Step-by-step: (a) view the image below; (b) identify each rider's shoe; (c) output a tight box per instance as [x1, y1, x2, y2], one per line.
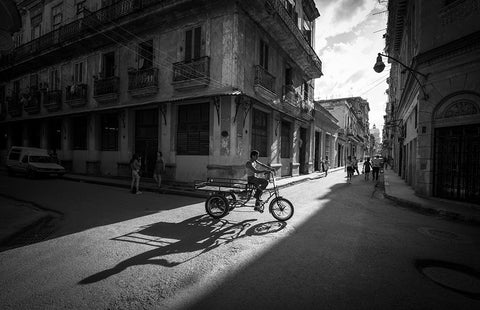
[254, 200, 264, 213]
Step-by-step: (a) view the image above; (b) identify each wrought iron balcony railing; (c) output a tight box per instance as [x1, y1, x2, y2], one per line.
[65, 84, 88, 106]
[128, 68, 159, 90]
[173, 57, 210, 82]
[44, 90, 63, 111]
[23, 91, 42, 114]
[7, 95, 22, 117]
[254, 65, 276, 93]
[94, 76, 120, 96]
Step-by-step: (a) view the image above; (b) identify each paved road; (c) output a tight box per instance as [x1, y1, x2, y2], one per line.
[0, 171, 479, 309]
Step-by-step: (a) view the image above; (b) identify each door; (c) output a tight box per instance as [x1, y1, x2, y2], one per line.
[434, 124, 480, 204]
[135, 109, 158, 178]
[314, 131, 320, 171]
[299, 127, 307, 174]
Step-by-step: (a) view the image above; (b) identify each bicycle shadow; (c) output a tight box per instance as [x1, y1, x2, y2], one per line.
[78, 215, 287, 284]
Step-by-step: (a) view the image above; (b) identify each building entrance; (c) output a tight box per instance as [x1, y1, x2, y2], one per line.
[135, 109, 158, 178]
[434, 124, 480, 204]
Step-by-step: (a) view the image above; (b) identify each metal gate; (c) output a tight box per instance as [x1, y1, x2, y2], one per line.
[434, 124, 480, 204]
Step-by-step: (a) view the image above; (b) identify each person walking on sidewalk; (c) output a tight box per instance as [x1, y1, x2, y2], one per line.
[346, 156, 354, 184]
[323, 156, 330, 176]
[130, 153, 142, 194]
[246, 150, 274, 211]
[153, 151, 165, 190]
[353, 156, 360, 175]
[363, 157, 372, 181]
[371, 155, 381, 181]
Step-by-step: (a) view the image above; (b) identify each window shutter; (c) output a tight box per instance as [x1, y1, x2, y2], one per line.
[185, 29, 192, 62]
[194, 27, 201, 59]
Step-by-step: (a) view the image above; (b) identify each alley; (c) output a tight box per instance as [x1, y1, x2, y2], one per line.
[0, 170, 479, 309]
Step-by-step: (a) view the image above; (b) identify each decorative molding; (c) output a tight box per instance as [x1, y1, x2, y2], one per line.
[439, 0, 480, 26]
[443, 100, 479, 118]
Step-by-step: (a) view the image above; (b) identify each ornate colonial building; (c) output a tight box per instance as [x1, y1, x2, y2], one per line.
[0, 0, 323, 182]
[382, 0, 480, 204]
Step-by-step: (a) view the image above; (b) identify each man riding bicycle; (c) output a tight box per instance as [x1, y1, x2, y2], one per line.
[246, 150, 275, 211]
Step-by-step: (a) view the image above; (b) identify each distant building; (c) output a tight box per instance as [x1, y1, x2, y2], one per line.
[370, 124, 381, 154]
[383, 0, 480, 204]
[0, 0, 323, 182]
[316, 97, 371, 166]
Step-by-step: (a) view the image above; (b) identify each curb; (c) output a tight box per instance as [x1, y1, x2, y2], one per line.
[383, 181, 480, 226]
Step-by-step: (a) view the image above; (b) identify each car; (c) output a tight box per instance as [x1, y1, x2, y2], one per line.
[6, 146, 66, 178]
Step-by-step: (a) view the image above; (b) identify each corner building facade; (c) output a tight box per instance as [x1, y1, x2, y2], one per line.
[0, 0, 322, 182]
[384, 0, 480, 204]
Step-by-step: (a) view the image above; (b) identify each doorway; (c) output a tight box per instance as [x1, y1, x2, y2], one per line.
[434, 124, 480, 204]
[299, 127, 307, 174]
[135, 109, 158, 178]
[314, 131, 320, 171]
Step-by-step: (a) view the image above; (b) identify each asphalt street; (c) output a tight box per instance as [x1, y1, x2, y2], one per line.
[0, 170, 479, 309]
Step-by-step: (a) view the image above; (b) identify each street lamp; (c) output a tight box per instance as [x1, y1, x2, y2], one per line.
[374, 53, 428, 100]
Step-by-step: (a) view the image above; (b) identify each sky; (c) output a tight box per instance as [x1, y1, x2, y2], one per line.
[313, 0, 389, 134]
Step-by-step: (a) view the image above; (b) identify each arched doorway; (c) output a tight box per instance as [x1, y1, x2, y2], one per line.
[433, 93, 480, 204]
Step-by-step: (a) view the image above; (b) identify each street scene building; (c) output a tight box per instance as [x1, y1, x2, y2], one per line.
[316, 97, 372, 167]
[0, 0, 325, 182]
[381, 0, 480, 204]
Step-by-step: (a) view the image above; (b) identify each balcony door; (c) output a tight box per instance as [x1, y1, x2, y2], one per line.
[135, 109, 158, 178]
[102, 52, 115, 78]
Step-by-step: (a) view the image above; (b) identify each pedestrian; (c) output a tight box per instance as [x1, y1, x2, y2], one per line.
[353, 156, 360, 175]
[363, 157, 372, 181]
[346, 155, 354, 184]
[324, 155, 330, 176]
[245, 150, 274, 211]
[153, 151, 165, 190]
[372, 155, 381, 181]
[130, 153, 142, 194]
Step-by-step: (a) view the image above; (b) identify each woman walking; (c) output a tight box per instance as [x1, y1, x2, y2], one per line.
[363, 157, 372, 181]
[130, 153, 142, 194]
[346, 155, 354, 184]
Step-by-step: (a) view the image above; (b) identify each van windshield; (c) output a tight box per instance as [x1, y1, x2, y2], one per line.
[29, 156, 53, 163]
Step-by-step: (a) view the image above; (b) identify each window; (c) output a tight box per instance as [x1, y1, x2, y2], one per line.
[303, 81, 309, 100]
[52, 3, 63, 30]
[74, 62, 85, 83]
[185, 27, 202, 62]
[101, 114, 119, 151]
[72, 116, 88, 150]
[177, 103, 209, 155]
[30, 74, 39, 91]
[102, 52, 115, 78]
[281, 121, 291, 158]
[50, 69, 60, 90]
[31, 14, 42, 40]
[259, 40, 269, 70]
[13, 32, 23, 48]
[76, 0, 86, 15]
[138, 40, 153, 69]
[252, 109, 268, 156]
[303, 18, 312, 45]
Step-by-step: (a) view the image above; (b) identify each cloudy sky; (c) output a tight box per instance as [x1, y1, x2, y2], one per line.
[313, 0, 389, 133]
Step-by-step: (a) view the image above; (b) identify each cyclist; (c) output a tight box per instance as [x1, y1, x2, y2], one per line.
[246, 150, 275, 211]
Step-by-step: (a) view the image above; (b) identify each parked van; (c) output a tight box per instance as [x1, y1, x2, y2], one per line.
[6, 146, 66, 178]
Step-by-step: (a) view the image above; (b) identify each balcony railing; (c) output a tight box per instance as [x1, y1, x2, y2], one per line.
[173, 57, 210, 82]
[254, 65, 276, 93]
[94, 76, 120, 96]
[44, 90, 63, 112]
[23, 91, 42, 114]
[65, 84, 88, 107]
[128, 68, 159, 90]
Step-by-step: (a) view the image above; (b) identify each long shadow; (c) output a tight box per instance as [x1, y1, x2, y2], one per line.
[79, 215, 287, 284]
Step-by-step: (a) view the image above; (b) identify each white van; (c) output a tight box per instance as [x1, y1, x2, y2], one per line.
[6, 146, 66, 178]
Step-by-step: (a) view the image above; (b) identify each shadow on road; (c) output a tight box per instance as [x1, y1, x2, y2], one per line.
[79, 215, 287, 284]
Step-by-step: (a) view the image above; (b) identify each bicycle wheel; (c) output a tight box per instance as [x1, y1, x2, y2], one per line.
[269, 197, 294, 221]
[205, 194, 229, 219]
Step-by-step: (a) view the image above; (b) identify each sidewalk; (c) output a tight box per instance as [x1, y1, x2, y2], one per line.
[383, 169, 480, 225]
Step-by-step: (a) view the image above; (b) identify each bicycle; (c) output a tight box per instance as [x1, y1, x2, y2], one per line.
[194, 171, 294, 221]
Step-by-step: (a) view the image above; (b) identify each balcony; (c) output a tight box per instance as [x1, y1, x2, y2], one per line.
[65, 84, 88, 107]
[239, 0, 322, 79]
[23, 91, 42, 114]
[128, 68, 159, 97]
[94, 76, 120, 104]
[254, 65, 276, 100]
[7, 95, 22, 117]
[44, 90, 63, 112]
[172, 57, 210, 91]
